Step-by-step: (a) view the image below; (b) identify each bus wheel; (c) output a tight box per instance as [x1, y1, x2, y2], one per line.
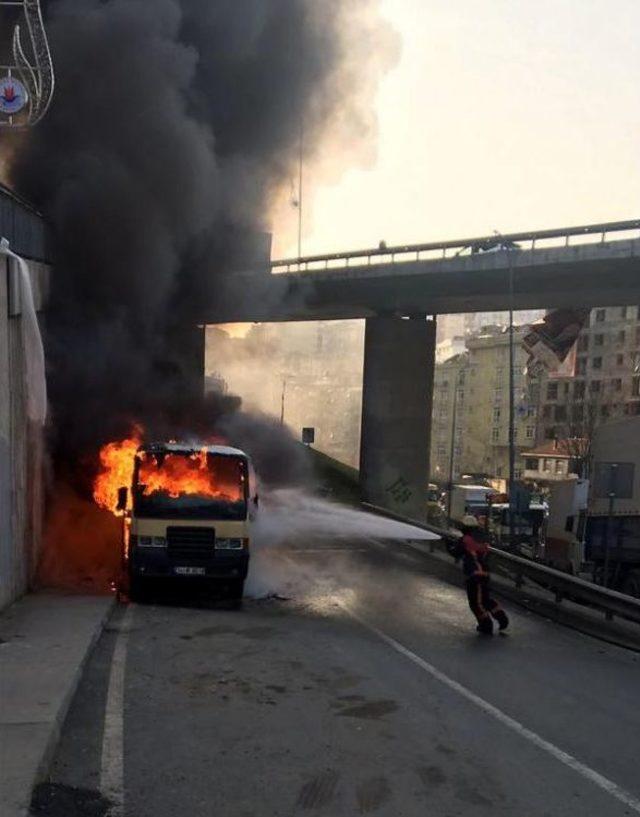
[129, 574, 146, 603]
[228, 579, 244, 603]
[621, 570, 640, 599]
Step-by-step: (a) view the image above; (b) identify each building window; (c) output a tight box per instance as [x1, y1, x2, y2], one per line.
[555, 460, 566, 474]
[594, 334, 604, 347]
[592, 357, 602, 369]
[620, 306, 628, 319]
[555, 405, 567, 421]
[577, 335, 589, 352]
[547, 383, 558, 400]
[633, 376, 640, 397]
[612, 378, 623, 392]
[527, 406, 536, 418]
[572, 405, 583, 423]
[492, 428, 500, 441]
[576, 357, 587, 375]
[526, 426, 534, 439]
[617, 330, 626, 345]
[574, 381, 585, 400]
[525, 458, 538, 470]
[595, 309, 606, 323]
[590, 380, 601, 393]
[543, 459, 552, 472]
[545, 427, 556, 440]
[543, 405, 552, 419]
[616, 354, 624, 366]
[493, 408, 501, 422]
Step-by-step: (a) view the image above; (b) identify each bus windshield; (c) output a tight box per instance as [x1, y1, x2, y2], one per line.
[132, 451, 248, 520]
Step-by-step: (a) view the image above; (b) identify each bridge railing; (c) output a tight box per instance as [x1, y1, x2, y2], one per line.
[362, 502, 640, 628]
[272, 218, 640, 275]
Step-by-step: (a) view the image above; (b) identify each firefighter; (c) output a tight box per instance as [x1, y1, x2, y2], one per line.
[452, 515, 509, 635]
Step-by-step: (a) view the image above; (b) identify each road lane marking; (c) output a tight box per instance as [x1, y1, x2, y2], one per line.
[343, 604, 640, 815]
[100, 604, 135, 816]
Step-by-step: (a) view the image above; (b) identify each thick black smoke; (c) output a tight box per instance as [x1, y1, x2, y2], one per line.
[8, 0, 397, 481]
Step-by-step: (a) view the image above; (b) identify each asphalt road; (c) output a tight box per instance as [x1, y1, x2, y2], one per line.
[31, 537, 640, 817]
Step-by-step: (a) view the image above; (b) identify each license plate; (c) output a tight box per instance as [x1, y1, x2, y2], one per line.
[174, 566, 206, 576]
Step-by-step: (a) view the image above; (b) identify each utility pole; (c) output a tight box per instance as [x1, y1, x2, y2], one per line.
[603, 463, 618, 587]
[446, 369, 461, 521]
[280, 378, 287, 426]
[507, 244, 517, 550]
[297, 117, 303, 260]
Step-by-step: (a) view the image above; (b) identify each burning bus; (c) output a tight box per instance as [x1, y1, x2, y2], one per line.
[114, 442, 255, 600]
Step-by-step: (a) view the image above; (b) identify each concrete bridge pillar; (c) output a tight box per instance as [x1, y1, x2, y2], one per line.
[359, 316, 436, 520]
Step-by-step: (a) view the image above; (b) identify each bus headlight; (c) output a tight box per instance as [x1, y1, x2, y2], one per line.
[215, 538, 245, 550]
[138, 536, 167, 548]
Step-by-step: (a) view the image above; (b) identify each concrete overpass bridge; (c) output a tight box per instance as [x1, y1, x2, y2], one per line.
[206, 219, 640, 324]
[205, 219, 640, 519]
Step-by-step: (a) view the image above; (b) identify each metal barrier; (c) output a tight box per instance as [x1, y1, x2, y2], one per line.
[272, 218, 640, 274]
[362, 502, 640, 627]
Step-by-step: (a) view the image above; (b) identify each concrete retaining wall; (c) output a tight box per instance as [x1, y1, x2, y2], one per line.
[0, 256, 49, 611]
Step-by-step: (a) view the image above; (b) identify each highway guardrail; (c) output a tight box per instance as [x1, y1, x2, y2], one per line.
[362, 502, 640, 628]
[273, 218, 640, 273]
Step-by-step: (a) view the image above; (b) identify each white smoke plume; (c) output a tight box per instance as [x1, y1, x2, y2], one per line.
[246, 489, 437, 598]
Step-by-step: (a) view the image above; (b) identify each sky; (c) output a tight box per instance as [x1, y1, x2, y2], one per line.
[273, 0, 640, 259]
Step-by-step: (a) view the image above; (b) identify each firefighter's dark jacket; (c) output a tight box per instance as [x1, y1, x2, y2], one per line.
[449, 532, 490, 578]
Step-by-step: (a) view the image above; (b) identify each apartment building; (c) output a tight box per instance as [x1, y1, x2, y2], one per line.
[430, 326, 538, 482]
[464, 327, 537, 479]
[537, 306, 640, 442]
[430, 352, 468, 482]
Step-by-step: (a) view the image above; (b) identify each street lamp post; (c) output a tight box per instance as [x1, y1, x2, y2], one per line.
[603, 463, 618, 588]
[280, 378, 287, 426]
[507, 246, 517, 549]
[297, 117, 304, 259]
[446, 370, 462, 521]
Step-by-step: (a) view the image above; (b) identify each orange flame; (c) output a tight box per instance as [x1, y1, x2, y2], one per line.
[93, 429, 243, 516]
[93, 428, 143, 514]
[137, 449, 241, 502]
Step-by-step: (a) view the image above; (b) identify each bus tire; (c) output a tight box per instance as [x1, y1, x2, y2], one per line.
[621, 569, 640, 600]
[228, 579, 244, 602]
[129, 574, 146, 603]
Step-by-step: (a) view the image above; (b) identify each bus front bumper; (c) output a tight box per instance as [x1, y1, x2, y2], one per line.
[129, 546, 249, 580]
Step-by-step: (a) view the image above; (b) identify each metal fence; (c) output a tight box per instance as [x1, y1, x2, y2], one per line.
[362, 502, 640, 627]
[273, 218, 640, 274]
[0, 183, 50, 262]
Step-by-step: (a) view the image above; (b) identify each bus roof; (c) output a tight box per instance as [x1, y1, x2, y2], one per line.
[139, 442, 248, 459]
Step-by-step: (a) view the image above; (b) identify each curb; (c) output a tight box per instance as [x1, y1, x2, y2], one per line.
[0, 594, 117, 817]
[32, 597, 117, 792]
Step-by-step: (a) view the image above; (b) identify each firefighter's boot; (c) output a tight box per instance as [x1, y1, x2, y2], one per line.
[494, 610, 509, 631]
[476, 617, 493, 635]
